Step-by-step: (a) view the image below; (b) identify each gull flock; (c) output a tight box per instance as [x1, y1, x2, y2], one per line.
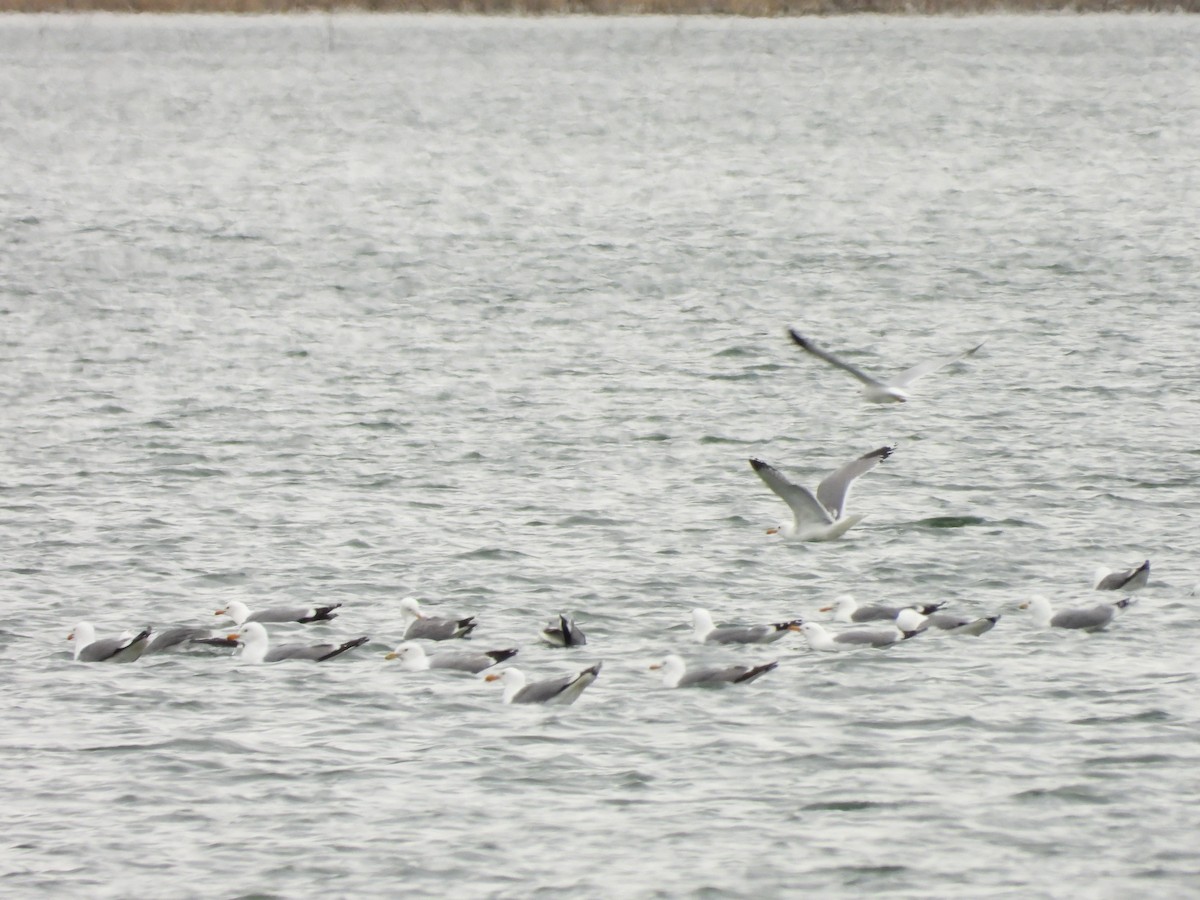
[65, 329, 1152, 704]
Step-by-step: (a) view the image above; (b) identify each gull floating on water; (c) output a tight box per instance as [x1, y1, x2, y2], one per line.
[68, 622, 152, 663]
[539, 614, 587, 647]
[650, 654, 778, 688]
[749, 447, 894, 542]
[385, 642, 518, 674]
[798, 621, 919, 652]
[215, 600, 341, 626]
[399, 596, 477, 641]
[1093, 560, 1150, 592]
[788, 328, 983, 404]
[145, 626, 240, 654]
[229, 621, 369, 663]
[691, 608, 802, 645]
[1018, 595, 1136, 632]
[485, 662, 602, 705]
[821, 594, 947, 624]
[895, 607, 1000, 637]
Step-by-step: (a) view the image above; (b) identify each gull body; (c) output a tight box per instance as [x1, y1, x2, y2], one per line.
[749, 447, 894, 542]
[895, 607, 1000, 637]
[68, 622, 152, 663]
[691, 608, 802, 645]
[650, 654, 778, 688]
[230, 621, 369, 663]
[485, 663, 601, 705]
[788, 329, 983, 404]
[539, 614, 587, 647]
[145, 626, 240, 654]
[1093, 560, 1150, 592]
[385, 642, 517, 674]
[399, 596, 477, 641]
[1019, 595, 1136, 632]
[822, 594, 947, 624]
[798, 621, 918, 652]
[215, 600, 341, 626]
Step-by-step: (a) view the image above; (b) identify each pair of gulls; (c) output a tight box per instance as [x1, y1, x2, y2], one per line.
[748, 330, 982, 542]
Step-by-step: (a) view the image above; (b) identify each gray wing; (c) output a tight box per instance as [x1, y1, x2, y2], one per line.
[680, 665, 751, 686]
[265, 643, 335, 662]
[850, 605, 901, 623]
[889, 342, 984, 388]
[78, 636, 134, 662]
[1096, 561, 1150, 591]
[1050, 606, 1115, 630]
[816, 446, 894, 520]
[146, 626, 207, 653]
[404, 616, 475, 641]
[707, 625, 772, 645]
[247, 607, 313, 624]
[749, 459, 834, 527]
[513, 664, 601, 705]
[429, 651, 496, 673]
[834, 629, 898, 647]
[788, 330, 884, 388]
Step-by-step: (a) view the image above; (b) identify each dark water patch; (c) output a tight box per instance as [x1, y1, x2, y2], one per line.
[156, 466, 225, 479]
[1013, 785, 1110, 804]
[558, 515, 626, 527]
[1070, 709, 1172, 726]
[351, 420, 405, 431]
[698, 434, 756, 445]
[455, 548, 529, 560]
[1083, 754, 1179, 767]
[915, 516, 989, 529]
[802, 800, 902, 812]
[636, 432, 671, 442]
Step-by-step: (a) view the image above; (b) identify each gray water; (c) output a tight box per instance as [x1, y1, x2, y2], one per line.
[2, 12, 1200, 898]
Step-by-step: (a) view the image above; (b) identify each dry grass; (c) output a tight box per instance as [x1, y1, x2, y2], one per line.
[1, 0, 1194, 12]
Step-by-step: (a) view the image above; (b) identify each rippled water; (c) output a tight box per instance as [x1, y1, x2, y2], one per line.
[3, 13, 1199, 897]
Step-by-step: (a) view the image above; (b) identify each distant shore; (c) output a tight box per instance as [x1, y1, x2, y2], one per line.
[2, 0, 1196, 12]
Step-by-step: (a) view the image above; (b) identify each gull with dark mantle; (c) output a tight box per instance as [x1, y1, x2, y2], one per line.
[485, 662, 601, 705]
[1093, 560, 1150, 592]
[749, 446, 894, 542]
[385, 642, 518, 674]
[229, 622, 369, 663]
[788, 328, 983, 404]
[822, 594, 948, 624]
[691, 608, 803, 645]
[1018, 595, 1136, 632]
[650, 654, 778, 688]
[539, 614, 587, 647]
[68, 622, 152, 663]
[399, 596, 477, 641]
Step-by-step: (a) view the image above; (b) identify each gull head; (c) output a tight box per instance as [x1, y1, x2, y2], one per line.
[399, 597, 425, 623]
[649, 655, 687, 688]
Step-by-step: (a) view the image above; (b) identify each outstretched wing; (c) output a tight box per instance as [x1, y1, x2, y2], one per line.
[788, 330, 883, 388]
[890, 342, 984, 388]
[816, 446, 894, 520]
[749, 458, 834, 527]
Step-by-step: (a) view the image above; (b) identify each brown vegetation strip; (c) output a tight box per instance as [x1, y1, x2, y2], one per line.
[2, 0, 1197, 11]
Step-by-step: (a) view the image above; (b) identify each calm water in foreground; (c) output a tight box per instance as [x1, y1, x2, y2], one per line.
[2, 13, 1199, 898]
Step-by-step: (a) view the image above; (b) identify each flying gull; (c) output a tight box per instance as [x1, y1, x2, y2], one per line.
[788, 328, 983, 404]
[215, 600, 341, 626]
[1018, 595, 1136, 632]
[399, 596, 477, 641]
[68, 622, 152, 663]
[691, 608, 802, 645]
[821, 594, 947, 624]
[1093, 560, 1150, 592]
[895, 607, 999, 637]
[649, 654, 778, 688]
[485, 662, 602, 705]
[798, 621, 919, 652]
[229, 622, 369, 663]
[749, 447, 894, 541]
[385, 642, 518, 674]
[539, 614, 587, 647]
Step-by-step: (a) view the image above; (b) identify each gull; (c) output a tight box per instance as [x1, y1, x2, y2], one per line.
[384, 642, 517, 674]
[144, 626, 240, 654]
[895, 607, 1000, 637]
[1093, 560, 1150, 592]
[215, 600, 341, 626]
[1018, 595, 1136, 632]
[649, 654, 778, 688]
[228, 622, 369, 663]
[68, 622, 152, 663]
[788, 328, 983, 404]
[749, 446, 894, 541]
[539, 614, 587, 647]
[399, 597, 477, 641]
[691, 608, 803, 645]
[798, 621, 919, 652]
[821, 594, 947, 624]
[485, 662, 601, 705]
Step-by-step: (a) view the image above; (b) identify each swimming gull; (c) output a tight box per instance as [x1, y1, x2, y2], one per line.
[821, 594, 948, 624]
[895, 607, 999, 637]
[229, 621, 369, 663]
[399, 597, 477, 641]
[68, 622, 152, 663]
[385, 642, 518, 674]
[484, 662, 601, 705]
[1018, 595, 1136, 632]
[1093, 560, 1150, 592]
[539, 614, 587, 647]
[691, 608, 802, 645]
[788, 328, 983, 404]
[215, 600, 341, 626]
[649, 654, 778, 688]
[749, 446, 894, 542]
[145, 626, 240, 654]
[798, 621, 919, 652]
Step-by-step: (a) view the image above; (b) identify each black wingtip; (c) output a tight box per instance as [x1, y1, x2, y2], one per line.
[585, 661, 603, 677]
[749, 457, 769, 472]
[876, 445, 897, 461]
[486, 648, 519, 663]
[787, 328, 812, 350]
[901, 629, 922, 640]
[1115, 597, 1137, 610]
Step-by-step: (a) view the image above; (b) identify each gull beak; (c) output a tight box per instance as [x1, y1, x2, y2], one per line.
[214, 609, 225, 616]
[765, 527, 779, 535]
[484, 673, 501, 682]
[1017, 602, 1029, 610]
[788, 623, 803, 631]
[818, 606, 833, 613]
[67, 632, 74, 641]
[227, 632, 241, 641]
[384, 652, 397, 660]
[648, 663, 662, 671]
